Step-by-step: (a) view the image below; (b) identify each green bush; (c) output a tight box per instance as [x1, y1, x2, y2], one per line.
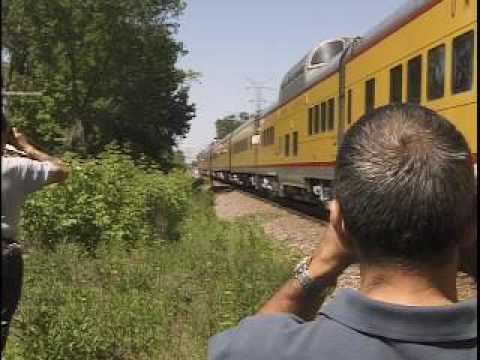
[21, 145, 193, 251]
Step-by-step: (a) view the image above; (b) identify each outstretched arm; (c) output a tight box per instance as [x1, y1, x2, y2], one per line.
[10, 128, 69, 184]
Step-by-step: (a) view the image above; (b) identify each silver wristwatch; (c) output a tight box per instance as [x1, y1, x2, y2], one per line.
[294, 256, 317, 291]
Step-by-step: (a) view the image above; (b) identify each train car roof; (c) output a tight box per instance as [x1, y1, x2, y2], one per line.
[346, 0, 441, 62]
[228, 116, 256, 139]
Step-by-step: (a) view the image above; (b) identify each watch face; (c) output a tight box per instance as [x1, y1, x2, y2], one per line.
[294, 259, 306, 275]
[294, 257, 312, 289]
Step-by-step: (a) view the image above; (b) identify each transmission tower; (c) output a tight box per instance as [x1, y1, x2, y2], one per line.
[245, 77, 274, 118]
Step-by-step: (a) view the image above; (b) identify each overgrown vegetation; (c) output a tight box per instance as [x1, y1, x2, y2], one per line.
[21, 145, 192, 250]
[5, 154, 297, 359]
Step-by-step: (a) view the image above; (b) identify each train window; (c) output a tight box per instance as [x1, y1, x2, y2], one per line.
[308, 108, 313, 135]
[427, 44, 445, 100]
[285, 134, 290, 156]
[347, 89, 352, 124]
[311, 40, 344, 66]
[365, 78, 375, 114]
[327, 98, 335, 130]
[269, 127, 275, 146]
[321, 102, 327, 132]
[452, 30, 474, 94]
[407, 55, 422, 103]
[390, 65, 403, 103]
[233, 140, 246, 154]
[243, 139, 248, 152]
[314, 105, 320, 134]
[292, 132, 298, 156]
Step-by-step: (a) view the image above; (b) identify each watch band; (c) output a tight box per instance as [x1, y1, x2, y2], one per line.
[294, 256, 318, 291]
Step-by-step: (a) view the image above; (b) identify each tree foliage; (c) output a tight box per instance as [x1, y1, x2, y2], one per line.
[215, 112, 250, 140]
[2, 0, 195, 165]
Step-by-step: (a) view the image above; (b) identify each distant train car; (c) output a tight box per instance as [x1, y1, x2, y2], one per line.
[210, 135, 230, 181]
[199, 0, 477, 205]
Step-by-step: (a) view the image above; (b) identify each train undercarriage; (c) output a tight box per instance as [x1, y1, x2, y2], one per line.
[210, 170, 333, 208]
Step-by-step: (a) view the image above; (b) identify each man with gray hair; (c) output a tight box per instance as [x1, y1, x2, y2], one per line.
[209, 104, 477, 360]
[1, 114, 69, 353]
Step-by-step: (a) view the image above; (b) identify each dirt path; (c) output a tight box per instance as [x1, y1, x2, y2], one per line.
[215, 189, 476, 300]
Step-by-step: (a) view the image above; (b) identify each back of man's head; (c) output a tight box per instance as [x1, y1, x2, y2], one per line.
[335, 104, 475, 267]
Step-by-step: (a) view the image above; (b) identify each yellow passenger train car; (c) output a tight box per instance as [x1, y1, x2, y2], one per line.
[199, 0, 476, 204]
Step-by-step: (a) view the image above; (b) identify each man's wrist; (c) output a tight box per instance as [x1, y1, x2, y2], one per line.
[22, 144, 35, 154]
[22, 145, 50, 161]
[22, 145, 40, 159]
[294, 256, 342, 293]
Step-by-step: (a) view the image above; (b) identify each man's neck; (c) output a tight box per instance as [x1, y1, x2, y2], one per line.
[359, 261, 459, 306]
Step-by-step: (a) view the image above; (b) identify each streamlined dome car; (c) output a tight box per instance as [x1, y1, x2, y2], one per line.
[279, 38, 354, 103]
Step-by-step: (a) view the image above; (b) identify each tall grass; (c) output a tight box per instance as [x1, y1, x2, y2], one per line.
[5, 190, 297, 359]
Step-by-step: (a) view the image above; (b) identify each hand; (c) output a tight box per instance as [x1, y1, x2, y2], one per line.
[10, 128, 31, 151]
[309, 201, 354, 283]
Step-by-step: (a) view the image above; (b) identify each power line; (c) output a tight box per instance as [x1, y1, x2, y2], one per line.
[2, 91, 43, 96]
[2, 90, 44, 112]
[245, 77, 274, 117]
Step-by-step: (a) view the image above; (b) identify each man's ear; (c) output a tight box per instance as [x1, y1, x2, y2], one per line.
[329, 200, 353, 249]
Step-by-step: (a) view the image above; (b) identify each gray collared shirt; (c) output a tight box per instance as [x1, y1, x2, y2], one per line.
[209, 288, 477, 360]
[1, 156, 51, 239]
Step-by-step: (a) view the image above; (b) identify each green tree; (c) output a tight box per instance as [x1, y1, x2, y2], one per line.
[171, 148, 186, 168]
[2, 0, 195, 165]
[215, 112, 250, 139]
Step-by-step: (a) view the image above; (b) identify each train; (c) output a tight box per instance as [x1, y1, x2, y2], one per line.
[198, 0, 477, 206]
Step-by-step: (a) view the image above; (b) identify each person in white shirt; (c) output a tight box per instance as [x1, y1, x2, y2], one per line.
[1, 114, 69, 353]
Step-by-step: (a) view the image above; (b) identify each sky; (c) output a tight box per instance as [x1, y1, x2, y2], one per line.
[176, 0, 406, 161]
